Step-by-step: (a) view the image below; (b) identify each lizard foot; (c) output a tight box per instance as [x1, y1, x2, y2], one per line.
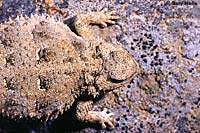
[99, 11, 120, 27]
[88, 108, 115, 130]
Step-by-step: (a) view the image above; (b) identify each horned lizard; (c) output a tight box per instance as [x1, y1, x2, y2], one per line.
[0, 11, 139, 130]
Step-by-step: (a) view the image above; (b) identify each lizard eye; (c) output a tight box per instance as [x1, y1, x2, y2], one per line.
[105, 51, 138, 83]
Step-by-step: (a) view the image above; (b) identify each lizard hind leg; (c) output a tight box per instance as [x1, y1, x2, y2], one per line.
[75, 100, 115, 130]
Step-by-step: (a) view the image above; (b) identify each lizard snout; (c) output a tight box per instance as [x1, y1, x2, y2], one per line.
[105, 50, 138, 83]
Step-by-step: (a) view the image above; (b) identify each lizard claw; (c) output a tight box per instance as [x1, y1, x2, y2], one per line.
[100, 108, 115, 130]
[99, 11, 119, 27]
[87, 108, 115, 130]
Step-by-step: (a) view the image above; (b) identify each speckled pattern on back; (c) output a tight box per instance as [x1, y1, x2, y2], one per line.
[0, 15, 87, 120]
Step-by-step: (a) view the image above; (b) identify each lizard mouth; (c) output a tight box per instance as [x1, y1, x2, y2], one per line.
[107, 76, 126, 83]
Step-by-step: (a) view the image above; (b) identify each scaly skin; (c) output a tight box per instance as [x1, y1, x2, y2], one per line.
[0, 11, 139, 130]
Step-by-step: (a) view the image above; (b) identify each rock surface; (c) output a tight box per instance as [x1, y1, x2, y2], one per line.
[0, 0, 200, 132]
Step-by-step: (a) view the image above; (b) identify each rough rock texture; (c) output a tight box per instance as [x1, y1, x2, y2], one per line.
[0, 0, 200, 133]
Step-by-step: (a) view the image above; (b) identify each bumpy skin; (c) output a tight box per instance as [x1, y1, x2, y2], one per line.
[0, 12, 139, 129]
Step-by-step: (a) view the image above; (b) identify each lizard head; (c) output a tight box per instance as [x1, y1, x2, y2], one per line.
[95, 42, 139, 93]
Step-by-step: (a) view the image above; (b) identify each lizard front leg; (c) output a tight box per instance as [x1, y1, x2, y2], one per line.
[74, 11, 119, 41]
[75, 100, 115, 130]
